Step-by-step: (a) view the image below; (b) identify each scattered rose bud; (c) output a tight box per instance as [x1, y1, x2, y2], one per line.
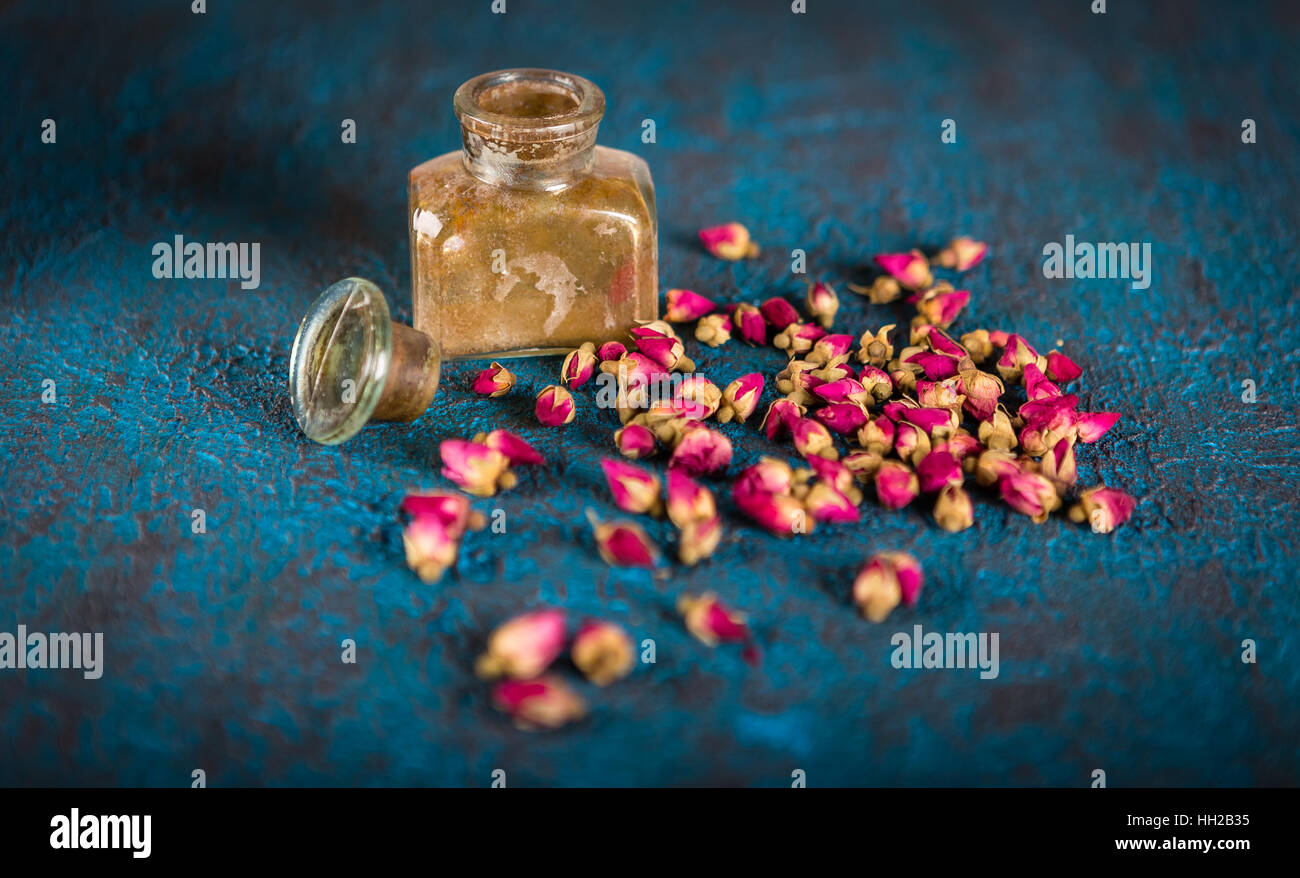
[904, 348, 961, 381]
[535, 384, 576, 427]
[808, 454, 861, 499]
[613, 422, 657, 459]
[476, 429, 545, 466]
[814, 402, 870, 434]
[933, 483, 974, 532]
[1045, 350, 1083, 383]
[960, 329, 995, 363]
[732, 303, 768, 345]
[916, 449, 963, 493]
[472, 361, 516, 397]
[571, 621, 635, 686]
[959, 368, 1004, 422]
[805, 280, 840, 329]
[999, 471, 1061, 523]
[678, 592, 752, 648]
[699, 222, 759, 260]
[1023, 362, 1062, 402]
[440, 439, 514, 497]
[736, 457, 796, 496]
[978, 408, 1018, 452]
[760, 297, 801, 331]
[402, 515, 459, 583]
[666, 468, 717, 529]
[893, 421, 932, 464]
[874, 460, 920, 509]
[761, 397, 806, 440]
[561, 342, 598, 387]
[694, 313, 733, 347]
[589, 513, 660, 567]
[679, 514, 723, 566]
[671, 375, 722, 420]
[400, 491, 485, 540]
[1074, 410, 1121, 444]
[717, 373, 764, 424]
[843, 449, 885, 482]
[858, 364, 894, 403]
[974, 449, 1022, 488]
[597, 340, 628, 362]
[847, 275, 904, 304]
[600, 458, 663, 516]
[857, 415, 896, 454]
[853, 552, 923, 622]
[856, 324, 896, 367]
[813, 377, 870, 407]
[773, 321, 827, 357]
[914, 286, 970, 328]
[806, 333, 854, 366]
[631, 325, 695, 372]
[804, 482, 860, 523]
[791, 417, 838, 459]
[492, 676, 587, 731]
[996, 334, 1047, 384]
[669, 424, 733, 476]
[475, 609, 567, 680]
[874, 250, 932, 290]
[1040, 437, 1077, 490]
[665, 288, 716, 322]
[935, 236, 988, 271]
[1068, 485, 1136, 533]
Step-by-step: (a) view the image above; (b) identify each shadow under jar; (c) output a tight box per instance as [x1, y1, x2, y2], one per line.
[409, 68, 658, 361]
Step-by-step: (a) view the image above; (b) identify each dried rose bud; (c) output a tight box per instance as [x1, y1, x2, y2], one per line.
[805, 280, 840, 329]
[856, 324, 896, 367]
[959, 368, 1004, 422]
[535, 384, 576, 427]
[1040, 437, 1077, 489]
[665, 468, 717, 530]
[773, 319, 825, 357]
[898, 405, 959, 438]
[934, 483, 974, 532]
[678, 592, 751, 647]
[807, 454, 860, 498]
[671, 375, 722, 420]
[631, 325, 695, 372]
[890, 366, 918, 394]
[999, 471, 1061, 523]
[960, 329, 994, 364]
[760, 296, 801, 330]
[874, 250, 932, 290]
[1046, 350, 1083, 383]
[917, 377, 966, 412]
[472, 361, 516, 397]
[977, 408, 1018, 452]
[935, 236, 988, 271]
[600, 351, 670, 394]
[811, 357, 855, 386]
[440, 439, 513, 497]
[814, 402, 870, 435]
[600, 458, 663, 516]
[665, 288, 716, 322]
[561, 342, 598, 387]
[916, 449, 963, 493]
[694, 313, 733, 347]
[717, 372, 764, 424]
[736, 457, 796, 496]
[874, 460, 920, 509]
[597, 340, 628, 362]
[904, 348, 961, 381]
[732, 303, 767, 345]
[571, 621, 635, 686]
[806, 335, 854, 368]
[848, 274, 904, 304]
[775, 359, 822, 403]
[589, 514, 660, 567]
[475, 609, 567, 680]
[804, 482, 860, 523]
[613, 422, 657, 459]
[476, 429, 545, 466]
[892, 422, 930, 465]
[843, 449, 885, 482]
[761, 397, 806, 440]
[492, 676, 587, 731]
[1074, 411, 1120, 444]
[402, 516, 460, 584]
[856, 415, 896, 454]
[914, 286, 970, 328]
[937, 430, 982, 463]
[1022, 362, 1062, 402]
[400, 491, 486, 539]
[735, 485, 809, 535]
[858, 365, 893, 403]
[974, 449, 1023, 488]
[1068, 485, 1136, 533]
[679, 514, 722, 566]
[814, 377, 870, 407]
[996, 334, 1047, 384]
[699, 222, 759, 260]
[669, 424, 733, 476]
[1018, 405, 1077, 456]
[791, 417, 838, 460]
[853, 551, 923, 623]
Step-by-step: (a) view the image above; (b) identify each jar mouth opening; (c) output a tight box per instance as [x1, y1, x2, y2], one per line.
[454, 68, 605, 144]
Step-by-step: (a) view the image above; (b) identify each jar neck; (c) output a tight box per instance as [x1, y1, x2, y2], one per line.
[453, 69, 605, 192]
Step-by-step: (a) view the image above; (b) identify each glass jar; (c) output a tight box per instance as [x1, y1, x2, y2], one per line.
[409, 68, 658, 360]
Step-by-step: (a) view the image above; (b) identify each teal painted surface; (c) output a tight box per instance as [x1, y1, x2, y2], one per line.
[1, 0, 1298, 786]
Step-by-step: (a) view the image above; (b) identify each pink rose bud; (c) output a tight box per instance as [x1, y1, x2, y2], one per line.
[492, 676, 587, 731]
[807, 333, 854, 366]
[694, 313, 733, 347]
[999, 471, 1061, 523]
[893, 422, 931, 465]
[717, 372, 764, 424]
[996, 334, 1046, 383]
[440, 439, 513, 497]
[734, 485, 810, 535]
[475, 609, 567, 680]
[1069, 485, 1136, 534]
[535, 384, 576, 426]
[1045, 350, 1083, 383]
[732, 303, 768, 345]
[1041, 437, 1077, 489]
[1023, 362, 1062, 402]
[857, 415, 896, 454]
[936, 236, 988, 272]
[588, 513, 660, 567]
[669, 424, 733, 476]
[936, 431, 982, 462]
[402, 516, 460, 584]
[478, 429, 545, 466]
[699, 222, 759, 260]
[472, 361, 516, 397]
[760, 297, 802, 330]
[597, 340, 628, 362]
[677, 592, 752, 647]
[671, 375, 722, 420]
[666, 468, 717, 529]
[906, 349, 961, 381]
[974, 449, 1023, 487]
[917, 377, 964, 411]
[853, 551, 923, 622]
[1074, 411, 1120, 443]
[679, 514, 722, 566]
[761, 397, 806, 440]
[805, 281, 840, 329]
[915, 287, 971, 328]
[814, 402, 870, 434]
[874, 460, 920, 509]
[916, 449, 963, 493]
[900, 405, 959, 436]
[600, 457, 663, 516]
[814, 377, 871, 406]
[791, 416, 838, 459]
[736, 457, 796, 496]
[571, 621, 635, 686]
[665, 288, 716, 322]
[613, 422, 657, 459]
[561, 342, 598, 387]
[959, 369, 1004, 422]
[874, 249, 933, 290]
[804, 482, 860, 523]
[934, 483, 974, 532]
[773, 321, 827, 357]
[400, 490, 482, 540]
[631, 325, 694, 372]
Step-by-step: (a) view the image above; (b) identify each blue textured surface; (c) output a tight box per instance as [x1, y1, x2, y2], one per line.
[2, 0, 1298, 786]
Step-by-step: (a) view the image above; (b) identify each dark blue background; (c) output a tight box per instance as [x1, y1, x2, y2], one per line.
[2, 0, 1298, 786]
